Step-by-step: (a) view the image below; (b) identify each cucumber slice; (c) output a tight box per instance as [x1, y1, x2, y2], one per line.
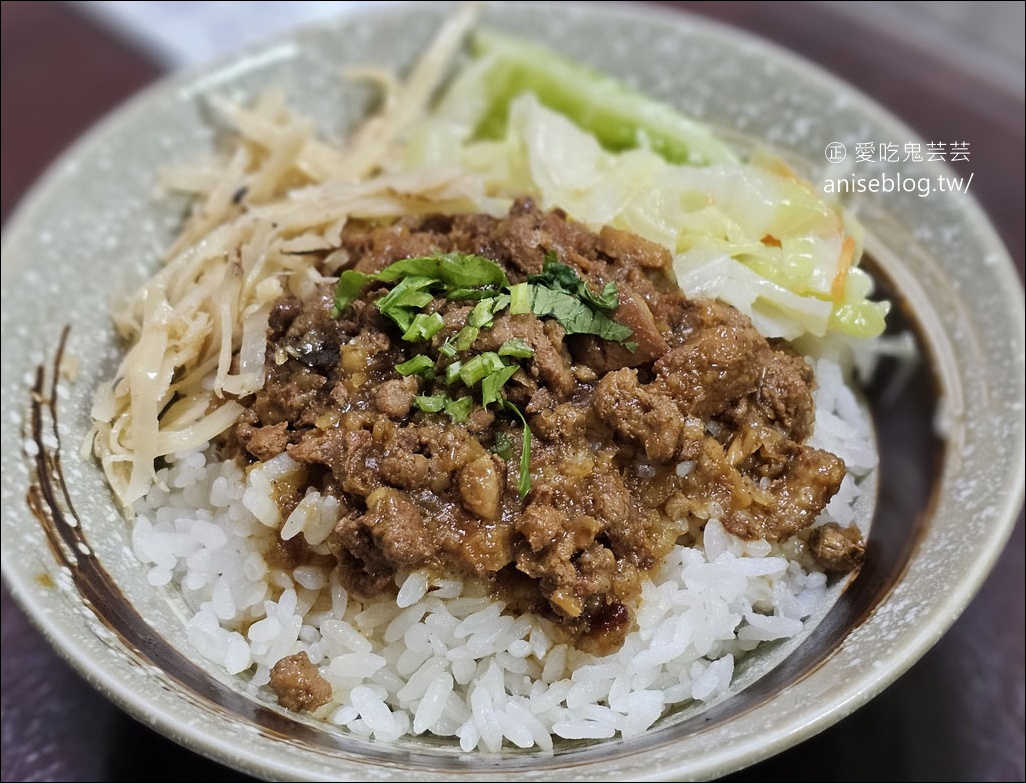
[437, 30, 737, 166]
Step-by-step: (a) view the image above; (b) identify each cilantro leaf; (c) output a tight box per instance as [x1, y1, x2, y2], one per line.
[446, 288, 500, 301]
[375, 253, 510, 289]
[376, 276, 436, 314]
[508, 283, 634, 343]
[333, 253, 510, 318]
[529, 256, 620, 311]
[332, 270, 376, 317]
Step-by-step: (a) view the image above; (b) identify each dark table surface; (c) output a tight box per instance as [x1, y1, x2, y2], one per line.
[2, 2, 1023, 780]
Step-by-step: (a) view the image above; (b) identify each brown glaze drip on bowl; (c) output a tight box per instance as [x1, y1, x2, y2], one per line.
[22, 327, 372, 760]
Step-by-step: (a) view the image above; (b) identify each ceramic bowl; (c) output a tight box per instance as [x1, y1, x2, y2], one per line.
[2, 3, 1023, 780]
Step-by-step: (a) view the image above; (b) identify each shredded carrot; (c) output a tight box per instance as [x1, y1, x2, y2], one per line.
[831, 236, 857, 303]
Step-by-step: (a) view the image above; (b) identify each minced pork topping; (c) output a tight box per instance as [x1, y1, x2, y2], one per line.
[226, 198, 859, 659]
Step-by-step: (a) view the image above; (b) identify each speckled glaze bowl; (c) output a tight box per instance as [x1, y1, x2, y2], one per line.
[2, 3, 1023, 780]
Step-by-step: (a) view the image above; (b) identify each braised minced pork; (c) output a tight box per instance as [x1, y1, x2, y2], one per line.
[225, 198, 858, 657]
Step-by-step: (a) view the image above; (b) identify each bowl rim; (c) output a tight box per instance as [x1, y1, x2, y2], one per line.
[2, 2, 1023, 780]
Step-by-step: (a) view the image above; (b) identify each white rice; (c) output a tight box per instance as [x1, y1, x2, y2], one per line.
[130, 356, 874, 750]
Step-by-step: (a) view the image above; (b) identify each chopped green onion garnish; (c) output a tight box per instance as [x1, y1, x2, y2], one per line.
[459, 352, 505, 387]
[395, 355, 435, 377]
[481, 365, 519, 406]
[401, 311, 445, 342]
[445, 360, 463, 386]
[498, 338, 534, 359]
[413, 394, 474, 423]
[444, 396, 474, 422]
[454, 325, 479, 351]
[508, 282, 532, 315]
[413, 394, 446, 413]
[439, 339, 458, 359]
[519, 425, 532, 499]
